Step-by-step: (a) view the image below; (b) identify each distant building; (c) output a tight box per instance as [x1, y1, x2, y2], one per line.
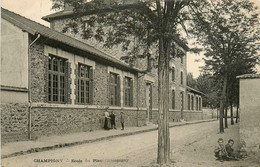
[237, 74, 260, 155]
[1, 8, 203, 142]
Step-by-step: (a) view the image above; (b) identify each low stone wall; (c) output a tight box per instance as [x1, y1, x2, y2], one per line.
[151, 110, 202, 124]
[30, 106, 146, 139]
[183, 111, 203, 121]
[1, 103, 29, 143]
[1, 103, 204, 142]
[1, 103, 147, 142]
[202, 108, 217, 119]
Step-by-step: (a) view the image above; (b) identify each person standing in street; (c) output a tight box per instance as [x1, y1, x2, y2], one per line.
[120, 111, 125, 130]
[104, 107, 110, 130]
[110, 111, 116, 129]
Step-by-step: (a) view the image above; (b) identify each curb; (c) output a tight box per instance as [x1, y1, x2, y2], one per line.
[1, 119, 217, 159]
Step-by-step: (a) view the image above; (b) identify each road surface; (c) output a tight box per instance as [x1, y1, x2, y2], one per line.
[3, 121, 244, 167]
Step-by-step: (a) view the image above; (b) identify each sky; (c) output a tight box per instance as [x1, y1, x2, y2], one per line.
[1, 0, 260, 78]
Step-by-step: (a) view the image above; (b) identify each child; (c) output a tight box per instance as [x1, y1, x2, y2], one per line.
[120, 112, 124, 130]
[214, 138, 228, 161]
[225, 139, 239, 160]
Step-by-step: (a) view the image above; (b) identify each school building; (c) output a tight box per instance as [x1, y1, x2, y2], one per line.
[1, 8, 203, 143]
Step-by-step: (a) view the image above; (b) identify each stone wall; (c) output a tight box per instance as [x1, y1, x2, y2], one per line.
[30, 106, 146, 139]
[29, 38, 47, 103]
[1, 103, 28, 143]
[137, 77, 147, 108]
[151, 110, 202, 124]
[93, 63, 109, 105]
[183, 111, 203, 121]
[238, 75, 260, 155]
[202, 108, 217, 119]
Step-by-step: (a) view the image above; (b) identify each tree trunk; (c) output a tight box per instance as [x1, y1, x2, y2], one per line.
[157, 37, 170, 165]
[236, 105, 239, 123]
[230, 101, 234, 125]
[224, 105, 228, 128]
[219, 76, 227, 133]
[217, 108, 219, 120]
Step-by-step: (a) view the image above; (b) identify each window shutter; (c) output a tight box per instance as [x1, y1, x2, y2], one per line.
[108, 73, 111, 106]
[117, 75, 121, 106]
[172, 90, 175, 109]
[89, 67, 94, 105]
[123, 77, 125, 106]
[130, 78, 134, 107]
[75, 64, 79, 104]
[44, 56, 49, 103]
[149, 84, 152, 109]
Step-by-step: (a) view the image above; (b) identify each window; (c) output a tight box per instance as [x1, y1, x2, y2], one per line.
[109, 72, 120, 106]
[180, 91, 184, 110]
[199, 97, 202, 110]
[181, 56, 183, 64]
[191, 95, 194, 110]
[181, 71, 183, 85]
[124, 77, 133, 107]
[188, 94, 190, 110]
[48, 55, 67, 103]
[77, 64, 93, 104]
[196, 97, 199, 111]
[172, 67, 175, 81]
[172, 90, 175, 109]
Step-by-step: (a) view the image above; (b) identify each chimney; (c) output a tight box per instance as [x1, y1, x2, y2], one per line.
[64, 3, 74, 11]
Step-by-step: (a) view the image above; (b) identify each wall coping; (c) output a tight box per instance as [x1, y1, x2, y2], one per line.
[31, 103, 147, 111]
[0, 85, 28, 92]
[237, 73, 260, 79]
[183, 110, 203, 113]
[152, 109, 202, 113]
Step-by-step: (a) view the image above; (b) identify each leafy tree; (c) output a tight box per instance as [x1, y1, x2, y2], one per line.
[196, 73, 220, 108]
[227, 50, 257, 125]
[189, 0, 260, 133]
[51, 0, 193, 165]
[187, 72, 197, 89]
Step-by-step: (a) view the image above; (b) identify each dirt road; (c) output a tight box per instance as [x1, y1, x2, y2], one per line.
[2, 121, 258, 167]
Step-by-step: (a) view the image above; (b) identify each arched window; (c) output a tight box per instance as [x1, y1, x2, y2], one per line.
[188, 94, 190, 110]
[172, 67, 175, 81]
[181, 71, 183, 85]
[172, 90, 175, 109]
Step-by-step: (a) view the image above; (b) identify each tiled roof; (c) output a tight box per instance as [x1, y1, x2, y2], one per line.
[1, 8, 141, 73]
[236, 73, 260, 79]
[42, 10, 74, 21]
[186, 86, 205, 96]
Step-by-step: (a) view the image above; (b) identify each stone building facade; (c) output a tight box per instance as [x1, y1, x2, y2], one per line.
[1, 8, 203, 143]
[237, 74, 260, 156]
[43, 8, 204, 122]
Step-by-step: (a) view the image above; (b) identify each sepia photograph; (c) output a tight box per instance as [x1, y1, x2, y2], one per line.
[1, 0, 260, 166]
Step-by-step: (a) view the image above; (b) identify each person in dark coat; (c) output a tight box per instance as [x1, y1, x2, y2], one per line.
[120, 111, 125, 130]
[110, 111, 116, 129]
[104, 107, 110, 130]
[225, 139, 239, 160]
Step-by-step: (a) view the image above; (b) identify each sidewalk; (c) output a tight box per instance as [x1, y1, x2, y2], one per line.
[1, 119, 216, 159]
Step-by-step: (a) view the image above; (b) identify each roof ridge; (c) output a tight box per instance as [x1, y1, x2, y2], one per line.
[1, 7, 51, 29]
